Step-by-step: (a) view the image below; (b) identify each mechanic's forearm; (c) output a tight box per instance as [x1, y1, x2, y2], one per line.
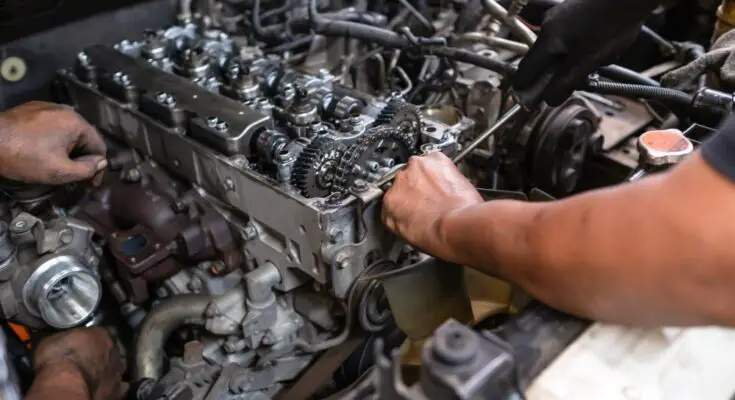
[25, 362, 90, 400]
[439, 155, 735, 326]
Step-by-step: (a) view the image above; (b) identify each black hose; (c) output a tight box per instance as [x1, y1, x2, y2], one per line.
[306, 0, 515, 76]
[585, 80, 694, 107]
[260, 0, 292, 22]
[598, 65, 661, 87]
[253, 0, 288, 41]
[266, 34, 314, 53]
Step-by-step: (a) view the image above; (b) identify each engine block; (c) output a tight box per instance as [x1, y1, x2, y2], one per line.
[49, 21, 469, 398]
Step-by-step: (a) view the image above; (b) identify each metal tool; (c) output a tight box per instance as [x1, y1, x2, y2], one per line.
[372, 104, 525, 189]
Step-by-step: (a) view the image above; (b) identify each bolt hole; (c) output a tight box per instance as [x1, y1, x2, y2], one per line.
[605, 110, 615, 117]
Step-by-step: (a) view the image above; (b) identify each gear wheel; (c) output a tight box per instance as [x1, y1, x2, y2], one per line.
[291, 136, 345, 198]
[388, 103, 423, 142]
[372, 98, 416, 127]
[332, 126, 416, 194]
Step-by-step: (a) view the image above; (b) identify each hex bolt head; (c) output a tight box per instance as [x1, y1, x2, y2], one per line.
[353, 179, 368, 192]
[206, 116, 220, 128]
[123, 168, 142, 183]
[156, 92, 169, 104]
[433, 325, 478, 365]
[335, 252, 350, 270]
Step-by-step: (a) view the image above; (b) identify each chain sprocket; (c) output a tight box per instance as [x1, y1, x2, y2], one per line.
[292, 136, 345, 198]
[332, 125, 416, 194]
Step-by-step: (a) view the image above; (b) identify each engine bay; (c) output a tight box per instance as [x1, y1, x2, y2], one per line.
[1, 0, 732, 399]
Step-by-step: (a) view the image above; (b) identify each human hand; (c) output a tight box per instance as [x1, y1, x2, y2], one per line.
[382, 152, 483, 260]
[513, 0, 660, 107]
[33, 327, 125, 400]
[0, 102, 107, 185]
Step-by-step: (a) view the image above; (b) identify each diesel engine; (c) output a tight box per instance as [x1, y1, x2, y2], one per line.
[1, 0, 732, 398]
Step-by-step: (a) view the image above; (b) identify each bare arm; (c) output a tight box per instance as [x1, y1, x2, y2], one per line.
[383, 148, 735, 327]
[437, 152, 735, 326]
[25, 362, 91, 400]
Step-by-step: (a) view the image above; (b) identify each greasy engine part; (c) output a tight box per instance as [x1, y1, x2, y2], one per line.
[74, 157, 241, 304]
[0, 213, 102, 329]
[3, 0, 711, 398]
[51, 20, 463, 398]
[339, 304, 588, 400]
[526, 97, 601, 196]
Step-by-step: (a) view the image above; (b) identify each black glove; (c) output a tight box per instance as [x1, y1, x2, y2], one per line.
[513, 0, 661, 107]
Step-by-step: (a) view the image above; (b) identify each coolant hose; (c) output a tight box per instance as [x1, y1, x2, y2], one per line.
[585, 80, 694, 107]
[598, 65, 661, 87]
[133, 295, 211, 381]
[306, 0, 515, 75]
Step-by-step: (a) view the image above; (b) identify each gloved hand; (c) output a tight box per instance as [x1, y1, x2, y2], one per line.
[382, 152, 483, 261]
[31, 327, 126, 400]
[0, 102, 107, 185]
[513, 0, 661, 107]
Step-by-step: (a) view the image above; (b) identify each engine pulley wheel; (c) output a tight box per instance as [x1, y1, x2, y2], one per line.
[529, 103, 598, 197]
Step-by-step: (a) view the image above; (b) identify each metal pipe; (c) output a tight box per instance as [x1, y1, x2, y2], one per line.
[481, 0, 537, 44]
[178, 0, 194, 22]
[455, 32, 530, 54]
[133, 295, 211, 381]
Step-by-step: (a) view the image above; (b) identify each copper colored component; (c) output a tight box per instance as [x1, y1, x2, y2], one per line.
[75, 152, 241, 303]
[637, 130, 694, 167]
[713, 0, 735, 43]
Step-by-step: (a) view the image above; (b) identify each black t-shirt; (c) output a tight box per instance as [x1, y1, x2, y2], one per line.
[702, 114, 735, 181]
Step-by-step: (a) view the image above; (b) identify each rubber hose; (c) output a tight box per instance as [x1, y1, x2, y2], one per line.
[266, 35, 315, 53]
[585, 80, 694, 107]
[598, 65, 661, 87]
[133, 295, 211, 381]
[307, 0, 515, 75]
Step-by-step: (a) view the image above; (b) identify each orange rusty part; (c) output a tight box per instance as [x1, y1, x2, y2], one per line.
[640, 131, 690, 153]
[8, 322, 32, 348]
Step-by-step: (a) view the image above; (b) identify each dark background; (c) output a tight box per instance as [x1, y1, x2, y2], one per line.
[0, 0, 175, 109]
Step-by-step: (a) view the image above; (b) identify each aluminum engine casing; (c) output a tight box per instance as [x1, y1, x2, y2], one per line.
[49, 23, 467, 398]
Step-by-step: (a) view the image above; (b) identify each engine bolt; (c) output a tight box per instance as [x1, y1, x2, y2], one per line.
[211, 261, 227, 275]
[216, 120, 229, 132]
[12, 220, 27, 231]
[156, 92, 168, 103]
[172, 200, 188, 213]
[335, 252, 350, 270]
[366, 160, 380, 172]
[77, 52, 90, 66]
[327, 227, 342, 243]
[206, 116, 219, 128]
[223, 177, 235, 191]
[433, 325, 478, 365]
[123, 168, 141, 183]
[243, 224, 258, 240]
[188, 277, 203, 293]
[353, 179, 368, 192]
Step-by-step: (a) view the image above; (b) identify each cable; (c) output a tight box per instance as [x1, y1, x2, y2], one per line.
[598, 65, 661, 87]
[584, 79, 693, 107]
